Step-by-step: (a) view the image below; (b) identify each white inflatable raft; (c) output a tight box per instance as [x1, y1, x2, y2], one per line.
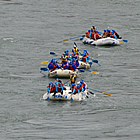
[78, 60, 91, 69]
[82, 37, 121, 46]
[40, 67, 78, 78]
[43, 83, 91, 101]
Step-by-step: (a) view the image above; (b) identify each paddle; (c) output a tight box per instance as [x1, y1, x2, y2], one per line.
[88, 90, 94, 95]
[120, 39, 128, 43]
[40, 67, 49, 71]
[123, 39, 128, 43]
[86, 69, 99, 74]
[63, 35, 85, 41]
[63, 80, 69, 85]
[41, 61, 49, 65]
[90, 58, 101, 66]
[88, 88, 111, 96]
[77, 67, 98, 74]
[78, 69, 85, 72]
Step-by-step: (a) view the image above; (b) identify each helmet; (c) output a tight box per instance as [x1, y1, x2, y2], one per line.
[91, 29, 93, 32]
[64, 61, 67, 64]
[112, 29, 115, 33]
[49, 82, 52, 85]
[107, 29, 110, 32]
[63, 53, 66, 55]
[88, 29, 90, 32]
[95, 30, 99, 33]
[56, 78, 59, 81]
[104, 29, 106, 32]
[51, 58, 55, 62]
[84, 49, 87, 52]
[80, 79, 83, 83]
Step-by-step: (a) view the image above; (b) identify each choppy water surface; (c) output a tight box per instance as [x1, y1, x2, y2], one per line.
[0, 0, 140, 139]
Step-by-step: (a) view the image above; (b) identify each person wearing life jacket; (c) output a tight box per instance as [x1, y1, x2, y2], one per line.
[71, 84, 78, 95]
[69, 73, 77, 85]
[110, 29, 120, 39]
[72, 58, 79, 68]
[50, 82, 56, 95]
[53, 78, 60, 97]
[72, 52, 79, 62]
[72, 42, 80, 55]
[57, 79, 63, 95]
[47, 82, 52, 93]
[91, 30, 95, 39]
[80, 79, 86, 91]
[86, 29, 91, 38]
[61, 53, 68, 64]
[77, 83, 84, 93]
[91, 25, 97, 31]
[48, 59, 61, 71]
[102, 29, 107, 38]
[94, 30, 101, 41]
[69, 61, 76, 71]
[106, 29, 111, 37]
[89, 29, 95, 39]
[80, 52, 88, 63]
[61, 61, 69, 70]
[65, 50, 71, 60]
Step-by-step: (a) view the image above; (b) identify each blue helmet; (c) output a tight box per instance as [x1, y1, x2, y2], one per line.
[52, 58, 55, 62]
[64, 61, 67, 64]
[80, 79, 83, 83]
[95, 30, 99, 33]
[91, 29, 93, 32]
[104, 29, 107, 32]
[107, 29, 110, 32]
[112, 29, 115, 33]
[84, 49, 87, 52]
[49, 82, 52, 85]
[72, 83, 75, 86]
[56, 78, 59, 81]
[88, 29, 90, 32]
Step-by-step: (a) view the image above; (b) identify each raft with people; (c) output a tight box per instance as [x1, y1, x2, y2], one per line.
[80, 27, 127, 46]
[43, 79, 90, 101]
[40, 67, 79, 78]
[40, 43, 101, 77]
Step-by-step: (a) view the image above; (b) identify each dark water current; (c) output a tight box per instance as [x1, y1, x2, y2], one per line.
[0, 0, 140, 139]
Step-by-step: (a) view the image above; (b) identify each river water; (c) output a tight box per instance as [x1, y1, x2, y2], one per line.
[0, 0, 140, 139]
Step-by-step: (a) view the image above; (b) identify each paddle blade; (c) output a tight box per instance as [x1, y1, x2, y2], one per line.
[50, 52, 55, 55]
[92, 60, 98, 63]
[103, 92, 111, 96]
[40, 67, 48, 71]
[123, 39, 128, 43]
[63, 38, 70, 41]
[41, 61, 48, 65]
[91, 71, 99, 74]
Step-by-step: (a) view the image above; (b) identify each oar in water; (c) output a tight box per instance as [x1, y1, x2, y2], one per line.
[90, 58, 101, 66]
[40, 67, 49, 71]
[50, 52, 58, 55]
[63, 35, 85, 41]
[88, 88, 111, 96]
[86, 69, 99, 74]
[120, 39, 128, 43]
[77, 67, 98, 74]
